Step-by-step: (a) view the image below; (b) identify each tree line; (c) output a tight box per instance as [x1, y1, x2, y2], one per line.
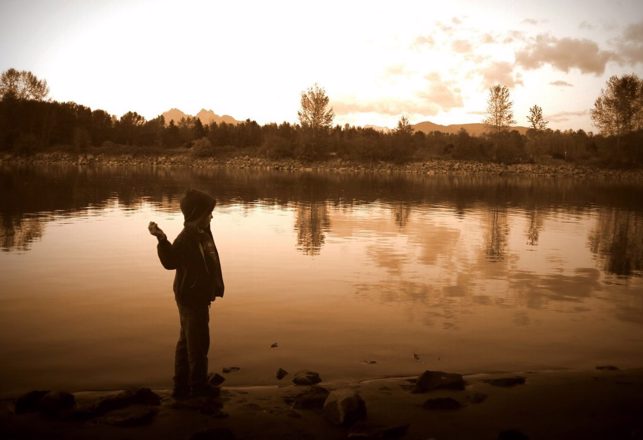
[0, 68, 642, 167]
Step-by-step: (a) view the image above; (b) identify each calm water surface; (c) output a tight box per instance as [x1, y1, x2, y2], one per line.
[1, 165, 642, 395]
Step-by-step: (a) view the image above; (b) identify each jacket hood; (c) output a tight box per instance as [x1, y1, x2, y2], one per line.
[180, 189, 216, 223]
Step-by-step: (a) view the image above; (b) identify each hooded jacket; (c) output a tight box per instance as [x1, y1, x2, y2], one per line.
[157, 190, 225, 306]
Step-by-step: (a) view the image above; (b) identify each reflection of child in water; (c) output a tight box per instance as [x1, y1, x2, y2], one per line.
[148, 189, 224, 399]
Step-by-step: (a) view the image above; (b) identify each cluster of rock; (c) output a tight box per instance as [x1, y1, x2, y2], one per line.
[2, 152, 641, 181]
[283, 370, 368, 429]
[14, 387, 161, 426]
[10, 368, 532, 438]
[282, 368, 522, 436]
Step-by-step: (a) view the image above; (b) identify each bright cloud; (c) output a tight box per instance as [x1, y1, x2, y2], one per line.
[611, 20, 643, 64]
[515, 35, 615, 75]
[480, 62, 523, 88]
[333, 99, 441, 117]
[413, 35, 436, 48]
[420, 73, 464, 110]
[452, 40, 473, 53]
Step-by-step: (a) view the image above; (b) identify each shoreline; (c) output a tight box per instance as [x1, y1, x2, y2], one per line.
[2, 367, 642, 439]
[2, 152, 643, 181]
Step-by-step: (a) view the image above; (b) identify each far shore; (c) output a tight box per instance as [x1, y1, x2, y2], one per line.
[2, 367, 642, 440]
[2, 151, 643, 181]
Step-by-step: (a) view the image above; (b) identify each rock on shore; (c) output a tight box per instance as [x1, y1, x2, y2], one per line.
[2, 152, 642, 181]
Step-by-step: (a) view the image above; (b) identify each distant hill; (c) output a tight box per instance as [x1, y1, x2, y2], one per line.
[413, 121, 528, 136]
[162, 108, 240, 125]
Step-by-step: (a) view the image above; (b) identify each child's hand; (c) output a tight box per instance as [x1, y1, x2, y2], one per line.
[148, 221, 167, 240]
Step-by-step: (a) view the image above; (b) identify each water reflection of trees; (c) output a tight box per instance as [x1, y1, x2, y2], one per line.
[392, 202, 412, 229]
[0, 217, 43, 251]
[484, 208, 508, 261]
[525, 208, 545, 246]
[294, 202, 331, 256]
[589, 209, 643, 277]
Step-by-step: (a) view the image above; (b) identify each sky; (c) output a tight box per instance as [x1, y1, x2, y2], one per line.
[1, 0, 642, 131]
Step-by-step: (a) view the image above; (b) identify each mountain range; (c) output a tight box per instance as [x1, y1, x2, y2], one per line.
[162, 108, 240, 125]
[412, 121, 528, 136]
[161, 109, 528, 136]
[365, 121, 528, 135]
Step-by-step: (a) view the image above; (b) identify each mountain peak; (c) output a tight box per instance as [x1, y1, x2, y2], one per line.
[162, 108, 239, 125]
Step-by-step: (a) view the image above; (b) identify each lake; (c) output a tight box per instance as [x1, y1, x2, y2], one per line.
[1, 164, 642, 396]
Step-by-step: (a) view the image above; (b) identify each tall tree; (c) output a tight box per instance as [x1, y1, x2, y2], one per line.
[484, 85, 515, 132]
[297, 83, 334, 131]
[392, 115, 415, 163]
[0, 68, 49, 100]
[591, 74, 643, 136]
[526, 105, 548, 130]
[395, 115, 413, 136]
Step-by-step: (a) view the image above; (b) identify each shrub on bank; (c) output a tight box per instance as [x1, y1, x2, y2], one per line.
[594, 130, 643, 168]
[13, 133, 39, 155]
[189, 137, 217, 158]
[488, 130, 528, 164]
[260, 134, 297, 159]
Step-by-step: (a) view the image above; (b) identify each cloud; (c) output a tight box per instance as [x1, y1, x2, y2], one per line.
[481, 33, 495, 44]
[334, 73, 463, 117]
[452, 39, 472, 53]
[546, 110, 588, 123]
[480, 61, 523, 88]
[515, 34, 615, 75]
[522, 18, 538, 25]
[611, 20, 643, 64]
[384, 64, 409, 77]
[624, 21, 643, 41]
[579, 21, 596, 30]
[550, 80, 574, 87]
[334, 99, 441, 117]
[420, 73, 464, 110]
[503, 30, 526, 44]
[436, 21, 454, 35]
[413, 35, 435, 48]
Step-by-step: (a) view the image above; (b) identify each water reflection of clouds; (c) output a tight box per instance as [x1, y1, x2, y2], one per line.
[352, 205, 643, 327]
[509, 268, 602, 306]
[329, 205, 404, 238]
[415, 222, 462, 267]
[367, 245, 408, 275]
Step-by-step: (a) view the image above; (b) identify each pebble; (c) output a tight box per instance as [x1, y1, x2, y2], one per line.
[276, 368, 289, 380]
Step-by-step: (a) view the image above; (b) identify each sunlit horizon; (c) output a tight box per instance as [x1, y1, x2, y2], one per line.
[1, 0, 642, 131]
